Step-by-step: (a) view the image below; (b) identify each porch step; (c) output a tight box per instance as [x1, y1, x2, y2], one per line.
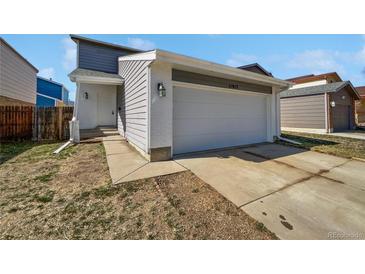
[80, 127, 119, 140]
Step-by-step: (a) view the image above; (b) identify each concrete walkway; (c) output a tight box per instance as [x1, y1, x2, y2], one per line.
[330, 130, 365, 140]
[102, 135, 186, 184]
[175, 143, 365, 239]
[283, 129, 365, 141]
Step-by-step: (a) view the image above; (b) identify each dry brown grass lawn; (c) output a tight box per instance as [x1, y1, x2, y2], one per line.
[280, 131, 365, 159]
[0, 141, 276, 240]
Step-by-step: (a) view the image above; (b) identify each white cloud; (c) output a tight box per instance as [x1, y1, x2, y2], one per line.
[287, 49, 345, 74]
[355, 45, 365, 63]
[226, 53, 257, 67]
[127, 38, 155, 51]
[38, 67, 55, 79]
[62, 37, 76, 71]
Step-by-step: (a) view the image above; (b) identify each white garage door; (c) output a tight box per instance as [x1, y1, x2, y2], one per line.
[173, 86, 268, 154]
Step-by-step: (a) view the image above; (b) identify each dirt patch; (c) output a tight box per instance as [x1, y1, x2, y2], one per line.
[0, 142, 276, 240]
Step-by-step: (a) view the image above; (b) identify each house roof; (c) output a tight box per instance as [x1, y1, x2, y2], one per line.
[237, 63, 273, 77]
[356, 86, 365, 98]
[37, 76, 63, 87]
[119, 50, 291, 89]
[281, 81, 361, 100]
[68, 68, 124, 85]
[37, 76, 70, 93]
[0, 37, 38, 72]
[70, 35, 143, 53]
[286, 72, 342, 84]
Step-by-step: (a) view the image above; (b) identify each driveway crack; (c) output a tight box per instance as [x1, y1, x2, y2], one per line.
[238, 174, 315, 208]
[238, 157, 353, 208]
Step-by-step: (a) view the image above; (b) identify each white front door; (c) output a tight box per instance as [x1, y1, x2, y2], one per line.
[97, 89, 116, 126]
[173, 86, 268, 154]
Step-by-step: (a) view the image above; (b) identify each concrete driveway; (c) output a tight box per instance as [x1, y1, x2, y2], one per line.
[175, 143, 365, 239]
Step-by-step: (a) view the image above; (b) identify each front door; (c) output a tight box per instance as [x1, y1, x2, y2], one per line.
[333, 105, 350, 132]
[97, 89, 116, 126]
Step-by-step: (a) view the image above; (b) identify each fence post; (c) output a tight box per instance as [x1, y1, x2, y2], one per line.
[37, 107, 42, 141]
[32, 106, 37, 141]
[58, 107, 62, 140]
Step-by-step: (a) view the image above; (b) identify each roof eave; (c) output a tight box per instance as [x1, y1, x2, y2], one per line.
[37, 76, 63, 87]
[237, 63, 273, 77]
[69, 34, 143, 53]
[0, 37, 39, 72]
[157, 50, 291, 88]
[341, 81, 361, 100]
[119, 50, 291, 89]
[69, 74, 124, 85]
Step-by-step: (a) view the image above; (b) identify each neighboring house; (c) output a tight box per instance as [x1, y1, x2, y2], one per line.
[281, 72, 360, 133]
[0, 37, 38, 106]
[36, 77, 70, 107]
[68, 35, 290, 161]
[237, 63, 273, 77]
[355, 86, 365, 124]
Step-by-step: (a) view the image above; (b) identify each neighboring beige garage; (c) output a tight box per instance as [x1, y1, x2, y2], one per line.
[173, 86, 268, 154]
[281, 73, 360, 133]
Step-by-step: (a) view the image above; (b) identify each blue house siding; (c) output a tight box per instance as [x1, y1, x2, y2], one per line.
[37, 77, 63, 100]
[78, 41, 137, 73]
[37, 94, 56, 107]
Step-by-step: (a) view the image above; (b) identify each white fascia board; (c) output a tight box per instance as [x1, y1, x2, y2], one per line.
[118, 50, 157, 62]
[118, 49, 292, 89]
[156, 49, 292, 89]
[70, 76, 124, 85]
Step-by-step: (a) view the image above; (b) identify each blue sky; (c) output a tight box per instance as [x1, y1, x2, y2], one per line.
[2, 34, 365, 101]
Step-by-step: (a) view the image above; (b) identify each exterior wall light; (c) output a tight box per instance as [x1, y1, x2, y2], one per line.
[157, 83, 166, 97]
[330, 101, 336, 107]
[83, 92, 89, 100]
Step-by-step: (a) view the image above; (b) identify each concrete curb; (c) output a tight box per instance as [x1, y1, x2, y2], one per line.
[352, 157, 365, 162]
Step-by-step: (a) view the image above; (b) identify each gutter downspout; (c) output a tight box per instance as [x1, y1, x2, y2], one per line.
[69, 82, 80, 143]
[53, 82, 80, 154]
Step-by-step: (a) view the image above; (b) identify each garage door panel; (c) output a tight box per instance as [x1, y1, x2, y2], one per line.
[174, 131, 265, 154]
[173, 86, 268, 154]
[173, 117, 266, 136]
[174, 101, 266, 119]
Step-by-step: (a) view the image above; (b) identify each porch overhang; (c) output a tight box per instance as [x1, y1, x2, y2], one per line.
[68, 68, 124, 85]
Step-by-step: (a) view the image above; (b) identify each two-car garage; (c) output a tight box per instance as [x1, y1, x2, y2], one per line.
[172, 85, 269, 154]
[119, 49, 289, 161]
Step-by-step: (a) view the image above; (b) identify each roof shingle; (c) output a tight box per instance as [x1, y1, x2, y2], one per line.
[68, 68, 123, 79]
[280, 81, 360, 100]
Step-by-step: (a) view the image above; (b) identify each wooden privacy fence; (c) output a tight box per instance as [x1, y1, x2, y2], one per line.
[0, 106, 74, 141]
[356, 101, 365, 124]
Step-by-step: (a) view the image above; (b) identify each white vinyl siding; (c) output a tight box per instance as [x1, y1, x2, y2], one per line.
[280, 94, 326, 129]
[0, 40, 37, 104]
[118, 60, 152, 152]
[78, 83, 117, 129]
[173, 86, 268, 154]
